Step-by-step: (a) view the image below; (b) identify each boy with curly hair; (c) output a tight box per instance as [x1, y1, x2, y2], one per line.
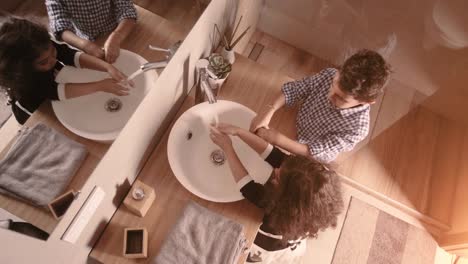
[250, 49, 391, 163]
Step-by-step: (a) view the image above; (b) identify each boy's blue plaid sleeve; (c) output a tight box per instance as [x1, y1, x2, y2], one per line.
[46, 0, 75, 39]
[113, 0, 138, 22]
[281, 68, 333, 106]
[306, 129, 368, 163]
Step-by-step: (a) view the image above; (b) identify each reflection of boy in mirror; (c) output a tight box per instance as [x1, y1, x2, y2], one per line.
[250, 50, 391, 163]
[46, 0, 137, 63]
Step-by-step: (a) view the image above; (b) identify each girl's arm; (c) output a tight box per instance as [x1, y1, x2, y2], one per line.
[217, 123, 269, 155]
[209, 127, 248, 182]
[209, 127, 268, 208]
[63, 79, 129, 99]
[223, 145, 250, 183]
[257, 128, 310, 157]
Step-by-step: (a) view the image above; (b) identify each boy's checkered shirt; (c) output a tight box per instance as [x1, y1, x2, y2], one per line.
[282, 68, 370, 163]
[46, 0, 137, 41]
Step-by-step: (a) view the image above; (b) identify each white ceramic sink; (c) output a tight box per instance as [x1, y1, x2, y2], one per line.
[52, 49, 157, 142]
[167, 100, 273, 202]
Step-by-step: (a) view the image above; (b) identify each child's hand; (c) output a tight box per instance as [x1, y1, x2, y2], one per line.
[209, 126, 232, 150]
[104, 32, 121, 64]
[217, 123, 240, 136]
[83, 40, 105, 59]
[250, 111, 272, 132]
[97, 78, 130, 96]
[106, 65, 134, 87]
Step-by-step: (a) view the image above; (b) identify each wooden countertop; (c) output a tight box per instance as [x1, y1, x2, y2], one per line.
[90, 55, 299, 263]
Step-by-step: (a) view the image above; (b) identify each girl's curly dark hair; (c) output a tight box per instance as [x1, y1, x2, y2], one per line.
[339, 49, 391, 102]
[0, 14, 50, 102]
[263, 155, 344, 241]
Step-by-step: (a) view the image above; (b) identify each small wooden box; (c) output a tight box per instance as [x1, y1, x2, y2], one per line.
[48, 190, 76, 220]
[123, 180, 155, 217]
[123, 227, 148, 258]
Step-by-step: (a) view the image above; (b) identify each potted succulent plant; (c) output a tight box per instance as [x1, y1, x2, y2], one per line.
[206, 53, 231, 90]
[215, 16, 250, 64]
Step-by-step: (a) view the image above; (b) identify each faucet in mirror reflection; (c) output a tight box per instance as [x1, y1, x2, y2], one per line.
[119, 41, 182, 91]
[140, 40, 182, 73]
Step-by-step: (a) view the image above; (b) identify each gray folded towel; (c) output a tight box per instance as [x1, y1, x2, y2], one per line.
[154, 201, 247, 264]
[0, 123, 87, 206]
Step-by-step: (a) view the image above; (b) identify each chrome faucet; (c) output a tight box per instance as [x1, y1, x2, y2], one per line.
[140, 41, 182, 72]
[195, 68, 217, 104]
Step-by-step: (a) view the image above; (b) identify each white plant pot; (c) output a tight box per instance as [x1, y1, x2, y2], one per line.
[207, 76, 227, 94]
[221, 47, 235, 64]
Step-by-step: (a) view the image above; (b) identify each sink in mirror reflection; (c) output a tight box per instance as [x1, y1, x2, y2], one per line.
[52, 49, 157, 142]
[167, 100, 272, 202]
[0, 0, 210, 242]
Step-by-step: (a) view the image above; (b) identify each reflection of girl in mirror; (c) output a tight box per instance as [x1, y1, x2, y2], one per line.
[209, 123, 344, 264]
[0, 14, 133, 124]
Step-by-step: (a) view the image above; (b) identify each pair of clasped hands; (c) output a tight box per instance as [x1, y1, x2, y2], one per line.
[208, 117, 273, 151]
[99, 65, 135, 96]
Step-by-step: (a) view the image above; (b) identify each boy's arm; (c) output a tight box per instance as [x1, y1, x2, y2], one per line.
[61, 30, 104, 59]
[105, 0, 138, 63]
[104, 19, 136, 63]
[249, 90, 286, 132]
[45, 0, 104, 58]
[256, 128, 310, 157]
[78, 53, 128, 82]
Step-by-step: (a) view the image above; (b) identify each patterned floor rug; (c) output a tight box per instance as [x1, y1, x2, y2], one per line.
[332, 197, 437, 264]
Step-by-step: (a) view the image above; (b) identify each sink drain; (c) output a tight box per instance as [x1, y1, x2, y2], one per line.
[210, 150, 225, 166]
[105, 98, 122, 112]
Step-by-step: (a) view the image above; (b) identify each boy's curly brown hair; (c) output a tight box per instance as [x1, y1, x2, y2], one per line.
[263, 155, 344, 241]
[339, 49, 391, 102]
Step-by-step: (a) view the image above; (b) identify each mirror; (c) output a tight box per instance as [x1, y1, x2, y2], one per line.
[0, 0, 210, 240]
[252, 0, 468, 248]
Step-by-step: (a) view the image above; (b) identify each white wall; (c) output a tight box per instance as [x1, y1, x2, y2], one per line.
[232, 0, 264, 53]
[0, 0, 248, 263]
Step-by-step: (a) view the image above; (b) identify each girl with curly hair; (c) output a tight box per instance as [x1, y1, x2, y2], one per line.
[210, 123, 344, 263]
[0, 14, 132, 124]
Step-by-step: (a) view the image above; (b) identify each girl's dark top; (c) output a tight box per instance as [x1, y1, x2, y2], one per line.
[11, 40, 78, 124]
[240, 147, 300, 252]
